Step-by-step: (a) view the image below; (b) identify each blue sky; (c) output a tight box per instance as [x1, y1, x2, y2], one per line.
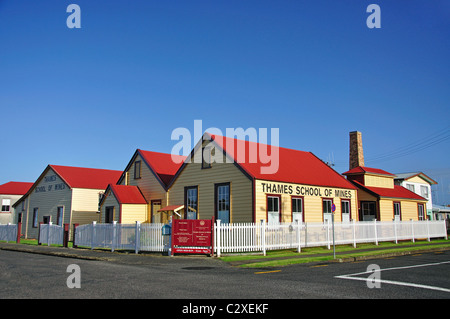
[1, 0, 449, 204]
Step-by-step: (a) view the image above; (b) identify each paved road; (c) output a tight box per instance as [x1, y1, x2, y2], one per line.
[1, 247, 449, 303]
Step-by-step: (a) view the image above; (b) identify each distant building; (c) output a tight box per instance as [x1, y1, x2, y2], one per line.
[0, 182, 33, 224]
[13, 165, 122, 239]
[343, 132, 428, 221]
[394, 172, 437, 220]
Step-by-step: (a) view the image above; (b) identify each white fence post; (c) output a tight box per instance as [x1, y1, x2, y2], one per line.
[91, 221, 96, 249]
[411, 219, 415, 243]
[374, 220, 378, 245]
[216, 220, 221, 258]
[47, 222, 52, 246]
[296, 219, 301, 253]
[261, 220, 266, 256]
[327, 220, 331, 250]
[394, 220, 398, 244]
[426, 219, 431, 242]
[352, 219, 357, 248]
[111, 221, 117, 252]
[135, 221, 141, 254]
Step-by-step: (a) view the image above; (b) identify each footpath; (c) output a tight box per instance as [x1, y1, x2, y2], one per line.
[1, 241, 449, 268]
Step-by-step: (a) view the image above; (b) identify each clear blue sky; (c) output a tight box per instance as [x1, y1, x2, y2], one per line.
[1, 0, 449, 204]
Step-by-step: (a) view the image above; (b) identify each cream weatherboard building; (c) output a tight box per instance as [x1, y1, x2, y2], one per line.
[167, 133, 358, 224]
[103, 133, 359, 225]
[13, 165, 122, 239]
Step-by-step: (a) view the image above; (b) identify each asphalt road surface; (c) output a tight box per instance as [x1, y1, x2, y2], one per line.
[1, 248, 449, 312]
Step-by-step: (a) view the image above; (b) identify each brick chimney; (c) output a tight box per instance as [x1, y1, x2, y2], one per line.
[349, 131, 364, 170]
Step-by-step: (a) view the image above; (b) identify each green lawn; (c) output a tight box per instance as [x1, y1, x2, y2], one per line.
[219, 239, 450, 268]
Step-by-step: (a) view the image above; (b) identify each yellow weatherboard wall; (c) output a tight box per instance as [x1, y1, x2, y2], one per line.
[255, 180, 357, 223]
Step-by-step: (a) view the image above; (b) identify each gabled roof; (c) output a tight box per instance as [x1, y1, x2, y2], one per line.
[350, 180, 427, 201]
[50, 165, 123, 189]
[171, 133, 356, 190]
[0, 181, 33, 195]
[13, 165, 123, 208]
[138, 150, 186, 187]
[107, 184, 147, 204]
[119, 149, 186, 189]
[394, 172, 438, 185]
[342, 166, 395, 177]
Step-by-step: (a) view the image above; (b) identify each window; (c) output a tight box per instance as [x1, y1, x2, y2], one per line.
[1, 199, 11, 212]
[341, 200, 351, 222]
[420, 186, 429, 199]
[267, 195, 281, 224]
[185, 186, 198, 219]
[394, 202, 401, 221]
[32, 208, 39, 228]
[291, 197, 303, 223]
[215, 183, 230, 223]
[418, 204, 425, 220]
[57, 206, 64, 226]
[134, 161, 141, 179]
[406, 184, 415, 192]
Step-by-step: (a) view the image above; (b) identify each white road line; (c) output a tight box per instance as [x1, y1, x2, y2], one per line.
[335, 261, 450, 293]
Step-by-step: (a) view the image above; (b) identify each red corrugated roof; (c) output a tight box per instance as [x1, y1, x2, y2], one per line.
[0, 181, 33, 195]
[351, 180, 426, 201]
[109, 184, 147, 204]
[343, 166, 395, 176]
[50, 165, 123, 189]
[207, 133, 356, 189]
[138, 150, 186, 186]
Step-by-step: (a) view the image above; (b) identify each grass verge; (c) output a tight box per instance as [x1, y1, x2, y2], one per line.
[219, 239, 450, 268]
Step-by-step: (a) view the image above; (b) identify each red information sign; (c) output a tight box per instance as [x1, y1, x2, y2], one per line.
[172, 219, 214, 255]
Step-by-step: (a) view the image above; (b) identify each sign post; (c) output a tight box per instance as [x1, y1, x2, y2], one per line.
[331, 203, 336, 259]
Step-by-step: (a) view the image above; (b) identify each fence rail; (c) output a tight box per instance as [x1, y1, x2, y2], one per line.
[215, 219, 448, 257]
[74, 221, 167, 253]
[72, 219, 447, 256]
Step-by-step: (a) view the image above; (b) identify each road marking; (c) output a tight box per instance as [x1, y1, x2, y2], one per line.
[310, 264, 328, 268]
[254, 270, 281, 274]
[335, 261, 450, 293]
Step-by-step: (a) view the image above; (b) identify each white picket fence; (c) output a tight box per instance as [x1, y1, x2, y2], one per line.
[0, 223, 18, 243]
[214, 219, 448, 256]
[74, 221, 166, 253]
[39, 223, 64, 246]
[73, 219, 447, 256]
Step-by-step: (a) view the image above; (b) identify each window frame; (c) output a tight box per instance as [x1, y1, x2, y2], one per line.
[134, 160, 142, 179]
[184, 186, 198, 220]
[215, 183, 231, 223]
[266, 194, 281, 224]
[291, 196, 304, 223]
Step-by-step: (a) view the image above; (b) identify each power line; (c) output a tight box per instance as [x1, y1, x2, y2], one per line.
[365, 126, 450, 164]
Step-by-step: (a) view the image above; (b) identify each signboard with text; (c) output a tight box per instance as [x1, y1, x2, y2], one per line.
[172, 219, 214, 255]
